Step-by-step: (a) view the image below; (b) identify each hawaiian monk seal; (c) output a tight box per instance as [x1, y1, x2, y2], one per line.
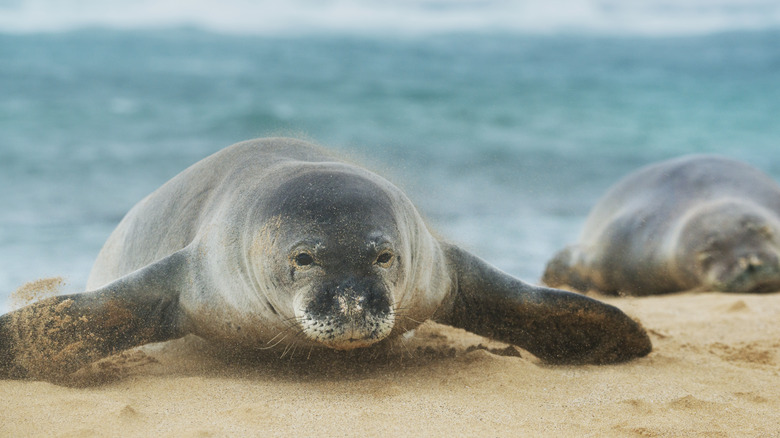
[0, 138, 650, 380]
[543, 155, 780, 295]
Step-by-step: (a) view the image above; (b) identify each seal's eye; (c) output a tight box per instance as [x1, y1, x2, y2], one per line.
[293, 252, 315, 267]
[375, 250, 394, 268]
[697, 250, 716, 268]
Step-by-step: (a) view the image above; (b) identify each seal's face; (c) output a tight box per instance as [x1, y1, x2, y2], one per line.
[682, 205, 780, 293]
[261, 167, 405, 349]
[286, 233, 398, 349]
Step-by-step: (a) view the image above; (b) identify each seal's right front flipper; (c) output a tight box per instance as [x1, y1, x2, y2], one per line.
[0, 251, 189, 381]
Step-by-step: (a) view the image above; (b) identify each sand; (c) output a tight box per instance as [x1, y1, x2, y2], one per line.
[1, 291, 778, 437]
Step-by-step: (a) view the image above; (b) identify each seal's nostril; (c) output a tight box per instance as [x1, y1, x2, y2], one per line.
[739, 255, 765, 272]
[742, 254, 765, 273]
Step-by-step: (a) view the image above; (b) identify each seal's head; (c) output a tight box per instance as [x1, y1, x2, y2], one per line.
[257, 165, 407, 349]
[678, 199, 780, 293]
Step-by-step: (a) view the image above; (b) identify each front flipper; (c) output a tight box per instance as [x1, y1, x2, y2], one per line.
[434, 245, 651, 365]
[0, 251, 189, 381]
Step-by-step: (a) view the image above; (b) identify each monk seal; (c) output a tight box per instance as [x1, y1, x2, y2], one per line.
[543, 154, 780, 295]
[0, 138, 650, 380]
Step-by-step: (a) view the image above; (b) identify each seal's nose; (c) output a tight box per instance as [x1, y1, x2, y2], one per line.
[299, 275, 395, 349]
[335, 292, 364, 318]
[738, 252, 778, 273]
[739, 255, 762, 272]
[307, 276, 392, 321]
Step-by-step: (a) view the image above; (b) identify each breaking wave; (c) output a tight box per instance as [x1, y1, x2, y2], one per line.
[1, 0, 779, 36]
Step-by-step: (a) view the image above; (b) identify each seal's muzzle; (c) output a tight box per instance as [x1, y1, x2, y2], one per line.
[299, 276, 395, 349]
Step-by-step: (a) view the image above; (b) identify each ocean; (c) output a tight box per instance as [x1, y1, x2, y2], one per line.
[1, 1, 780, 311]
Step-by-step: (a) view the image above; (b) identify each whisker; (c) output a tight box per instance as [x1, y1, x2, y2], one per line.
[258, 333, 289, 350]
[265, 329, 289, 345]
[279, 315, 304, 327]
[291, 326, 308, 340]
[257, 314, 311, 352]
[393, 305, 413, 315]
[289, 344, 299, 361]
[401, 315, 425, 325]
[398, 334, 414, 358]
[393, 306, 424, 322]
[280, 341, 296, 359]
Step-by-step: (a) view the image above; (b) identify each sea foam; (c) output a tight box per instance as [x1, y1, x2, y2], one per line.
[1, 0, 779, 36]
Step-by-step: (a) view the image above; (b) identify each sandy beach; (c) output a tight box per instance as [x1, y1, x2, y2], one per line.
[3, 2, 779, 436]
[1, 290, 778, 437]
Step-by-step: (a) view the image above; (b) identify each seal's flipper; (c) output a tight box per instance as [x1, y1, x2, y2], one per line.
[0, 251, 188, 380]
[435, 245, 651, 365]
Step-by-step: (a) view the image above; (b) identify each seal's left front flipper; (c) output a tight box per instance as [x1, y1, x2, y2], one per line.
[434, 244, 651, 365]
[0, 251, 189, 381]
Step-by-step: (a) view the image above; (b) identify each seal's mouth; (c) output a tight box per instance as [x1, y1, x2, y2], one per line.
[297, 310, 395, 350]
[718, 277, 780, 293]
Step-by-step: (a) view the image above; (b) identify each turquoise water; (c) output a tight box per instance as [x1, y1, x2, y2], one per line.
[1, 25, 779, 309]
